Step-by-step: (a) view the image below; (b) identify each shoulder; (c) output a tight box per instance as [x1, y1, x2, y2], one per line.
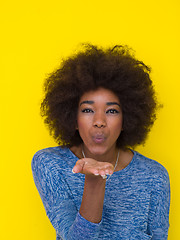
[32, 146, 66, 164]
[134, 151, 168, 174]
[32, 146, 70, 159]
[31, 146, 76, 174]
[133, 151, 170, 190]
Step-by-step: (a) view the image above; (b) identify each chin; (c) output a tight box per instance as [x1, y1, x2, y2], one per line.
[88, 144, 110, 156]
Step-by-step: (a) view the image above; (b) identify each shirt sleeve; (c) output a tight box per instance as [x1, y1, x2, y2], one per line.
[147, 168, 171, 239]
[31, 151, 102, 240]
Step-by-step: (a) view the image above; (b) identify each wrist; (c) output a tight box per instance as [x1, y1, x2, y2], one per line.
[84, 174, 106, 190]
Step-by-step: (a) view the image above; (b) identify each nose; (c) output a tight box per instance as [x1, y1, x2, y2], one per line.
[93, 112, 106, 128]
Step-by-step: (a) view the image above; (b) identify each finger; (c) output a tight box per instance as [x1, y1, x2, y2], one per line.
[72, 159, 85, 173]
[101, 175, 107, 179]
[98, 164, 114, 176]
[98, 169, 106, 176]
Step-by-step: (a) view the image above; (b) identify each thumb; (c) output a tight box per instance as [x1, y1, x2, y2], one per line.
[72, 159, 85, 174]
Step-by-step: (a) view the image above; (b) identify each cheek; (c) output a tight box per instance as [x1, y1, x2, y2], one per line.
[115, 124, 122, 135]
[111, 119, 123, 135]
[77, 118, 84, 129]
[111, 116, 123, 127]
[77, 117, 90, 135]
[77, 120, 91, 144]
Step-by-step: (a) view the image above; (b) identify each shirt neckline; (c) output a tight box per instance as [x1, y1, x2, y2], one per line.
[113, 149, 136, 175]
[66, 147, 136, 174]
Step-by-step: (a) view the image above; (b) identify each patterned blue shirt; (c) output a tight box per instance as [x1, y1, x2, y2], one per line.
[31, 146, 170, 239]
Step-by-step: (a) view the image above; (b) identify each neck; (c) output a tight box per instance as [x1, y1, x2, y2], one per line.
[70, 145, 134, 172]
[82, 144, 119, 165]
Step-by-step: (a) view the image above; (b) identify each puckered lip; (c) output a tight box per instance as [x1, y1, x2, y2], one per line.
[92, 133, 107, 144]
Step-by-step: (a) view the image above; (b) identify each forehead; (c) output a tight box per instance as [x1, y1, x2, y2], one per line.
[79, 88, 120, 103]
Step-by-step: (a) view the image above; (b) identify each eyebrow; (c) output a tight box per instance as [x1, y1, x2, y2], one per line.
[80, 100, 94, 106]
[80, 100, 121, 107]
[106, 102, 121, 107]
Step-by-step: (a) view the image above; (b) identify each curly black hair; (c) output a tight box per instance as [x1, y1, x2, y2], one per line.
[40, 43, 160, 148]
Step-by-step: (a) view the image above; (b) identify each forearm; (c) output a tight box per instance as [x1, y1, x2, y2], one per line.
[79, 175, 106, 223]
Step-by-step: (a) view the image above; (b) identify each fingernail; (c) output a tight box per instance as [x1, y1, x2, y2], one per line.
[94, 173, 99, 176]
[101, 175, 107, 179]
[72, 169, 75, 173]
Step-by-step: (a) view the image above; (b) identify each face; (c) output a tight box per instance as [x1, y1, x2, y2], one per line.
[77, 87, 123, 157]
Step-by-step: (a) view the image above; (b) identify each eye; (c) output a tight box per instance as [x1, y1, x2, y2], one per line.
[106, 109, 119, 114]
[81, 108, 94, 113]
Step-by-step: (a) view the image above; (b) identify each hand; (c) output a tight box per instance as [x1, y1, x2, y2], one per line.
[72, 158, 114, 178]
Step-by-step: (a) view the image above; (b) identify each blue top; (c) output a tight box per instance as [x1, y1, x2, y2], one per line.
[31, 146, 170, 240]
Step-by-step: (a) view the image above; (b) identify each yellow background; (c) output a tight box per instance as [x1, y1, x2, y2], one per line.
[0, 0, 179, 239]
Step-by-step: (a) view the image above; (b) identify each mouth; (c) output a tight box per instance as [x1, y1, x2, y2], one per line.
[92, 134, 106, 144]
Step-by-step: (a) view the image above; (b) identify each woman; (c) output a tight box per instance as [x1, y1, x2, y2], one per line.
[32, 44, 170, 239]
